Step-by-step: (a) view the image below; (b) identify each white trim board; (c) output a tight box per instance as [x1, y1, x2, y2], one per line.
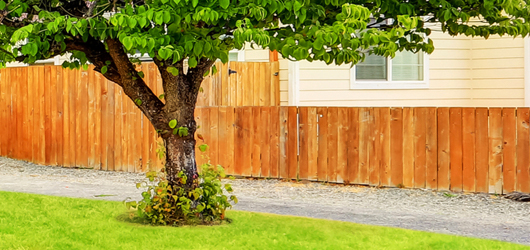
[288, 61, 300, 106]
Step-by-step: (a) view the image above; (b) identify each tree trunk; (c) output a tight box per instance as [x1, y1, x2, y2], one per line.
[164, 127, 198, 190]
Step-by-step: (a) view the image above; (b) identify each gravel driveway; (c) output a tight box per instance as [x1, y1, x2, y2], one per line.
[1, 156, 529, 246]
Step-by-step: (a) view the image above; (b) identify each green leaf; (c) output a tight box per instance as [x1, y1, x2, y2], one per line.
[159, 94, 165, 99]
[135, 99, 143, 106]
[188, 57, 198, 68]
[123, 36, 133, 50]
[167, 67, 179, 76]
[219, 0, 229, 9]
[101, 66, 108, 74]
[169, 119, 178, 129]
[178, 127, 189, 137]
[137, 71, 145, 78]
[199, 144, 209, 152]
[192, 0, 199, 7]
[0, 1, 6, 10]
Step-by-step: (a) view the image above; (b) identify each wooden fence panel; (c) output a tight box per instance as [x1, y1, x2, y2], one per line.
[489, 108, 503, 194]
[358, 107, 371, 185]
[503, 108, 517, 194]
[425, 107, 438, 190]
[327, 107, 339, 183]
[475, 108, 489, 193]
[379, 108, 391, 187]
[348, 108, 360, 184]
[414, 108, 427, 188]
[4, 65, 530, 195]
[516, 108, 530, 193]
[449, 108, 463, 192]
[287, 106, 298, 179]
[390, 108, 403, 187]
[298, 107, 309, 180]
[260, 107, 271, 177]
[403, 107, 414, 187]
[437, 108, 450, 191]
[337, 107, 350, 183]
[462, 108, 476, 192]
[269, 106, 280, 178]
[251, 107, 261, 177]
[316, 107, 328, 181]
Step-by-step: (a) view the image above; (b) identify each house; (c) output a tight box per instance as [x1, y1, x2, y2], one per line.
[272, 24, 529, 108]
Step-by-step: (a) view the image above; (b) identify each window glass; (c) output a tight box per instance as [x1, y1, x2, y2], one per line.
[355, 54, 387, 80]
[392, 51, 424, 81]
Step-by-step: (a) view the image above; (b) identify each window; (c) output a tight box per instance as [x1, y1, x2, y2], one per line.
[350, 51, 429, 89]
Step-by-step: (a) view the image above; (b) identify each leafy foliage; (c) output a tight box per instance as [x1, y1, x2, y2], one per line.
[1, 0, 530, 69]
[127, 163, 236, 226]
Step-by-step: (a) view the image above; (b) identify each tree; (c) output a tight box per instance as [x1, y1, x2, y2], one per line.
[0, 0, 529, 191]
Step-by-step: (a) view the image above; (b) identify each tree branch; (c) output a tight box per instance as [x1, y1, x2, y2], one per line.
[106, 38, 167, 129]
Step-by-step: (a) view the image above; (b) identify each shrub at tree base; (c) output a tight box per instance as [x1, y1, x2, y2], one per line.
[126, 163, 237, 226]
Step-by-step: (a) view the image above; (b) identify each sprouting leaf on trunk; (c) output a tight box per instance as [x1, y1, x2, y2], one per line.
[167, 67, 179, 76]
[198, 144, 209, 152]
[178, 127, 189, 137]
[169, 119, 177, 129]
[159, 94, 165, 99]
[135, 99, 142, 106]
[199, 87, 204, 93]
[101, 66, 108, 74]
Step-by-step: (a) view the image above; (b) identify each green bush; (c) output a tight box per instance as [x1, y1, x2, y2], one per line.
[126, 162, 237, 226]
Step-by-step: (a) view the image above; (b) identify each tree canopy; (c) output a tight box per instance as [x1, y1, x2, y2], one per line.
[1, 0, 530, 72]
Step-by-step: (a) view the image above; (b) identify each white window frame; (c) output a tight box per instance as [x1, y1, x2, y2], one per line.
[350, 52, 429, 90]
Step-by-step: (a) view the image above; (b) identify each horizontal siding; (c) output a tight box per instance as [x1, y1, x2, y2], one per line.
[279, 57, 289, 105]
[290, 31, 525, 107]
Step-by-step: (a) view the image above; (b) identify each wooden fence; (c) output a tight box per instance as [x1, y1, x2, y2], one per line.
[0, 62, 279, 173]
[196, 61, 280, 107]
[195, 106, 530, 195]
[1, 66, 529, 195]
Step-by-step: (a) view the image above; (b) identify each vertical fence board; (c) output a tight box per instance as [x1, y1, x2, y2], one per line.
[260, 107, 271, 177]
[390, 108, 403, 187]
[287, 107, 298, 179]
[20, 68, 31, 162]
[437, 108, 450, 191]
[317, 107, 328, 182]
[44, 67, 53, 165]
[209, 107, 220, 166]
[279, 107, 289, 178]
[36, 67, 46, 165]
[242, 107, 253, 176]
[298, 107, 309, 180]
[450, 108, 463, 192]
[358, 108, 371, 185]
[327, 107, 339, 183]
[270, 106, 280, 178]
[516, 108, 530, 193]
[425, 108, 438, 190]
[251, 107, 261, 177]
[489, 108, 503, 194]
[243, 63, 252, 106]
[337, 107, 350, 183]
[414, 108, 427, 188]
[272, 62, 280, 106]
[503, 108, 516, 194]
[379, 108, 391, 187]
[462, 108, 476, 192]
[348, 108, 360, 184]
[475, 108, 489, 193]
[403, 107, 414, 187]
[87, 69, 97, 169]
[369, 108, 379, 186]
[0, 69, 6, 156]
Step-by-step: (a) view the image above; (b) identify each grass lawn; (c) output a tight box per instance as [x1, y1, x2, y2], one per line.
[0, 191, 527, 250]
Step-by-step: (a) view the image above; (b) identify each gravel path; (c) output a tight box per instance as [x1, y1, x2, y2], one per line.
[1, 156, 530, 246]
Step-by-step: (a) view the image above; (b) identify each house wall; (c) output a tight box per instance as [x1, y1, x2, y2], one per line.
[280, 27, 526, 107]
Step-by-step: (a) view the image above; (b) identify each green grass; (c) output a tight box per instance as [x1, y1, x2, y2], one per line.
[0, 191, 527, 250]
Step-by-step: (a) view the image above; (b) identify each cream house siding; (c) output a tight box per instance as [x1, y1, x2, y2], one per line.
[242, 43, 270, 62]
[286, 30, 525, 107]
